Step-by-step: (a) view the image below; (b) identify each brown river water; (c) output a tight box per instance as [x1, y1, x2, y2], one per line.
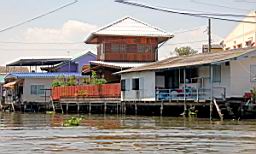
[0, 112, 256, 154]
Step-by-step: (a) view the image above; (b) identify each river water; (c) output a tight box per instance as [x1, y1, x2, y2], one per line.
[0, 113, 256, 154]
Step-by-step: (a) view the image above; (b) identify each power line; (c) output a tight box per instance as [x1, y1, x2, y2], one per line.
[115, 0, 256, 24]
[163, 39, 208, 46]
[190, 0, 251, 12]
[0, 48, 86, 51]
[158, 4, 255, 18]
[233, 0, 256, 3]
[0, 41, 82, 45]
[0, 0, 78, 33]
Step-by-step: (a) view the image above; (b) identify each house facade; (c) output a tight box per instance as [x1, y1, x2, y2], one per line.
[4, 72, 84, 104]
[223, 11, 256, 50]
[42, 51, 96, 73]
[118, 47, 256, 102]
[83, 16, 173, 82]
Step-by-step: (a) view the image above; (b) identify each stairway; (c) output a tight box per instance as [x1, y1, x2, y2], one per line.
[215, 99, 235, 119]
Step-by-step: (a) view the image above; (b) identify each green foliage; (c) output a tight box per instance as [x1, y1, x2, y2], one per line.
[174, 46, 198, 56]
[63, 117, 82, 127]
[66, 76, 77, 86]
[95, 78, 107, 85]
[51, 75, 77, 87]
[83, 71, 107, 85]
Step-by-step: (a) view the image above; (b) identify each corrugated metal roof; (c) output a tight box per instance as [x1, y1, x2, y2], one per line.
[6, 57, 71, 66]
[90, 61, 149, 68]
[117, 47, 256, 74]
[85, 16, 173, 44]
[5, 72, 84, 79]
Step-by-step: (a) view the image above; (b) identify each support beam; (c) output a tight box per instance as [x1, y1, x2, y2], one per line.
[210, 64, 213, 120]
[183, 68, 187, 114]
[77, 103, 80, 113]
[104, 102, 107, 114]
[135, 101, 137, 115]
[66, 104, 69, 113]
[89, 102, 91, 114]
[160, 101, 163, 116]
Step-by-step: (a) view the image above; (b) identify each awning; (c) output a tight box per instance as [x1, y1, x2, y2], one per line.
[3, 80, 20, 88]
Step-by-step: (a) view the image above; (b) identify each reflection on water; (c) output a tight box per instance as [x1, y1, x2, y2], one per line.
[1, 112, 256, 154]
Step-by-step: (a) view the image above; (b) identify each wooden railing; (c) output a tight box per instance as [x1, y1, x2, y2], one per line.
[52, 83, 121, 101]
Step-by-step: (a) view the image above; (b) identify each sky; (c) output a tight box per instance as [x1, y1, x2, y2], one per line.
[0, 0, 255, 65]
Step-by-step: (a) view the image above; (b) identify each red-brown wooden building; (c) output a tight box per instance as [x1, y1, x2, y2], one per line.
[83, 16, 174, 82]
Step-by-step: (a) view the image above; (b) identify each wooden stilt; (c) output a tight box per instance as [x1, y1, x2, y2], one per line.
[124, 102, 126, 114]
[117, 102, 119, 114]
[160, 101, 163, 116]
[104, 102, 107, 114]
[11, 102, 15, 112]
[66, 104, 69, 113]
[135, 101, 137, 115]
[77, 103, 80, 113]
[89, 102, 91, 114]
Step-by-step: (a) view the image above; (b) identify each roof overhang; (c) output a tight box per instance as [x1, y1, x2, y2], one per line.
[116, 47, 256, 74]
[85, 34, 174, 44]
[6, 58, 71, 66]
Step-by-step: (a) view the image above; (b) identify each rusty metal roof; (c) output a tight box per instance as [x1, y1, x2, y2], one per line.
[117, 47, 256, 74]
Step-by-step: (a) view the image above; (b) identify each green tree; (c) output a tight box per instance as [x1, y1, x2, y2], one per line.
[174, 46, 198, 56]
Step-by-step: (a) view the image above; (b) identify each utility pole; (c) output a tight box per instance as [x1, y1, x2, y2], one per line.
[208, 18, 211, 53]
[208, 18, 213, 121]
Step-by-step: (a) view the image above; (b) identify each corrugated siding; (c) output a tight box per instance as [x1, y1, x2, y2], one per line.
[52, 83, 121, 101]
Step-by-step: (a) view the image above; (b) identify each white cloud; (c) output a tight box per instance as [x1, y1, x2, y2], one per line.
[0, 20, 98, 65]
[25, 20, 97, 42]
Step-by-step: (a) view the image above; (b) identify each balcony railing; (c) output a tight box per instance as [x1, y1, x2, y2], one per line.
[52, 83, 121, 101]
[156, 87, 226, 101]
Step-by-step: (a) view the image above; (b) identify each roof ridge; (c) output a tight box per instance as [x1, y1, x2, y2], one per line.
[93, 16, 171, 35]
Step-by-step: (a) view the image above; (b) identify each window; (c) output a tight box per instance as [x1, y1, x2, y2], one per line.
[121, 79, 126, 91]
[127, 44, 137, 52]
[121, 79, 130, 91]
[132, 78, 139, 90]
[111, 44, 120, 52]
[31, 85, 44, 95]
[250, 65, 256, 82]
[137, 44, 153, 53]
[213, 65, 221, 82]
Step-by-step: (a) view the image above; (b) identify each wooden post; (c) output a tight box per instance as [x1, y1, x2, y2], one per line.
[160, 101, 163, 116]
[135, 101, 137, 115]
[210, 64, 213, 121]
[117, 102, 119, 114]
[66, 104, 69, 113]
[89, 102, 91, 114]
[104, 102, 107, 114]
[183, 68, 187, 114]
[77, 103, 80, 113]
[124, 102, 126, 114]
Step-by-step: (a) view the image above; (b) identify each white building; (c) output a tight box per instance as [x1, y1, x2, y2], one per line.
[4, 72, 84, 104]
[118, 47, 256, 102]
[223, 11, 256, 50]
